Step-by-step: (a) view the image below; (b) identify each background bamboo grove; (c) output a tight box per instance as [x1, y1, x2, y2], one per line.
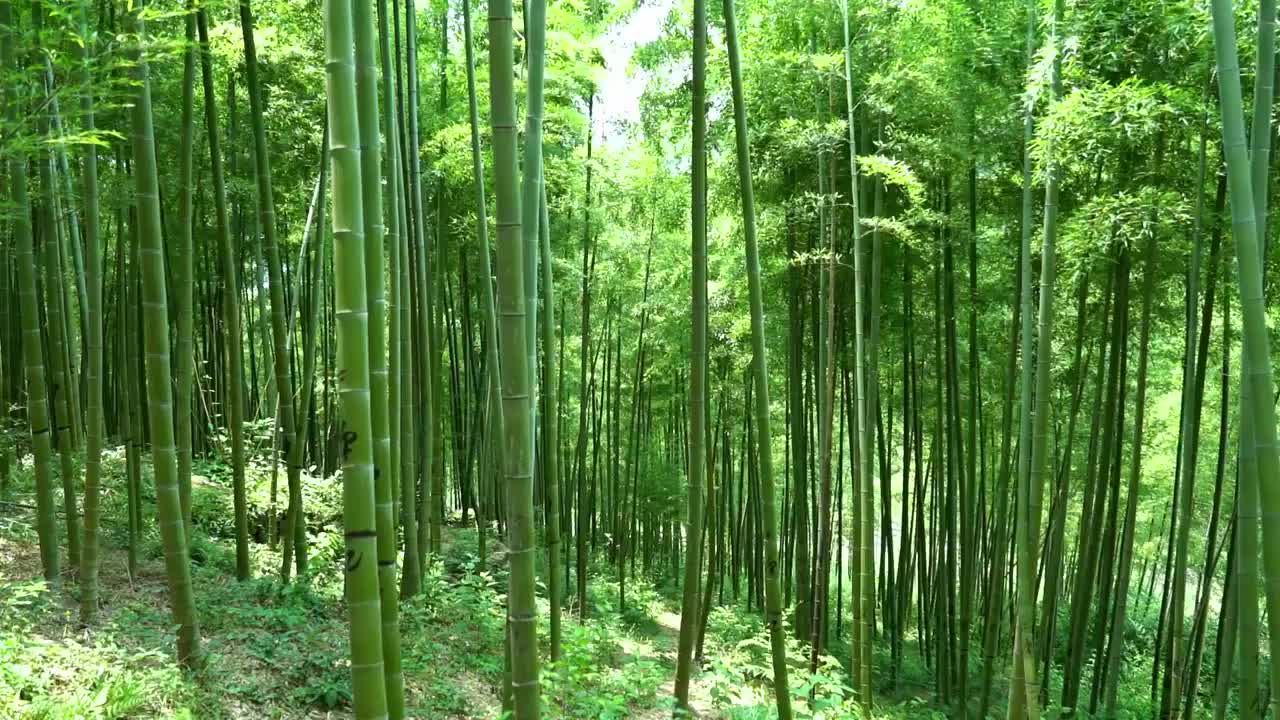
[4, 0, 1280, 718]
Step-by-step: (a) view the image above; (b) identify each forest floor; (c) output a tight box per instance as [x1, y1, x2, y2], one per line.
[0, 447, 946, 719]
[0, 467, 743, 719]
[627, 609, 713, 719]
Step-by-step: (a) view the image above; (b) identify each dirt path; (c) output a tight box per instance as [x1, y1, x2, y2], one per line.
[627, 609, 716, 719]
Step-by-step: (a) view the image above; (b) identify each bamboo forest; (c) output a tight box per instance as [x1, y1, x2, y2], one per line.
[8, 0, 1280, 717]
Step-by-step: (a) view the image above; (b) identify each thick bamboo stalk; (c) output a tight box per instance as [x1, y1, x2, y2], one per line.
[348, 0, 404, 711]
[323, 0, 390, 712]
[126, 2, 204, 667]
[841, 0, 873, 707]
[175, 4, 197, 537]
[77, 0, 106, 623]
[487, 0, 540, 711]
[723, 0, 791, 714]
[1210, 3, 1280, 720]
[674, 0, 708, 707]
[0, 0, 59, 583]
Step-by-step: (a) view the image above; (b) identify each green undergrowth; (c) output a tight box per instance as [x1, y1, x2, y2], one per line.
[0, 445, 800, 719]
[0, 444, 855, 719]
[0, 444, 959, 720]
[0, 442, 1196, 719]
